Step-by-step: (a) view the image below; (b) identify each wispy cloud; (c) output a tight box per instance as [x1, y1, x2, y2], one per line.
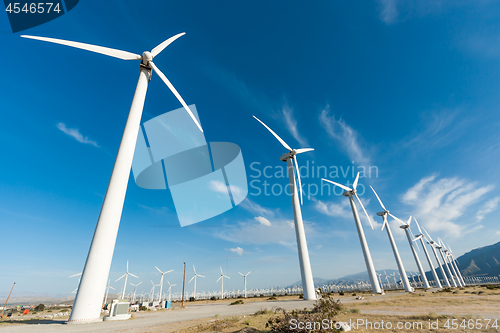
[239, 198, 275, 217]
[319, 105, 371, 166]
[314, 198, 352, 219]
[378, 0, 399, 24]
[280, 102, 308, 147]
[56, 123, 99, 147]
[255, 216, 271, 226]
[402, 175, 494, 237]
[476, 196, 500, 221]
[226, 247, 244, 256]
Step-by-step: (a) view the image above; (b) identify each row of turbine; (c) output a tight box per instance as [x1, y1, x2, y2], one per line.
[252, 115, 466, 296]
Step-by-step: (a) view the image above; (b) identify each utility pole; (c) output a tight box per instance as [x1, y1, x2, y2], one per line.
[181, 262, 186, 308]
[1, 282, 15, 319]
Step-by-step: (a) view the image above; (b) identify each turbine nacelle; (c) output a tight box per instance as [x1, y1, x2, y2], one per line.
[141, 51, 153, 66]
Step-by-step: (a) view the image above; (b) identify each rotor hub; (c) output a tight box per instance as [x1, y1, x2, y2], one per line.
[141, 51, 153, 66]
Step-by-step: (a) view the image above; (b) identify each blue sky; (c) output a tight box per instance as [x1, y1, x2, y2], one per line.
[1, 0, 500, 298]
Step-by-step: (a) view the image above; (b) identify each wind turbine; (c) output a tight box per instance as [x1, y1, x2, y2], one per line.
[422, 227, 451, 288]
[130, 282, 142, 304]
[166, 280, 177, 301]
[447, 245, 466, 286]
[155, 266, 173, 302]
[103, 279, 115, 307]
[216, 267, 230, 299]
[188, 265, 205, 300]
[411, 218, 442, 288]
[434, 237, 457, 287]
[322, 173, 382, 294]
[439, 239, 463, 287]
[21, 33, 202, 323]
[253, 115, 316, 300]
[238, 271, 251, 298]
[115, 261, 139, 299]
[371, 186, 413, 292]
[398, 216, 431, 289]
[69, 273, 82, 294]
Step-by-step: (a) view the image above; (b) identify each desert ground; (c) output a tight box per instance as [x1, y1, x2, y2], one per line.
[1, 285, 499, 332]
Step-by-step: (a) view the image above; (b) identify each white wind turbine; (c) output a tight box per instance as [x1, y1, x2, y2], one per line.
[130, 282, 142, 304]
[69, 273, 82, 294]
[21, 33, 202, 323]
[422, 227, 451, 288]
[439, 239, 463, 287]
[188, 265, 205, 300]
[155, 266, 173, 302]
[322, 173, 382, 294]
[435, 238, 458, 287]
[253, 115, 316, 300]
[371, 186, 413, 292]
[446, 245, 466, 286]
[103, 279, 115, 307]
[238, 271, 251, 298]
[411, 218, 442, 288]
[115, 261, 139, 300]
[216, 267, 230, 299]
[166, 280, 177, 301]
[398, 216, 431, 289]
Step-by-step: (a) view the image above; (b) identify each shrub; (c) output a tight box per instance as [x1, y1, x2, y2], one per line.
[352, 293, 356, 296]
[34, 304, 45, 311]
[210, 296, 217, 301]
[268, 296, 277, 300]
[338, 292, 344, 296]
[139, 306, 147, 311]
[230, 300, 244, 305]
[189, 297, 195, 302]
[244, 319, 251, 325]
[254, 308, 271, 316]
[298, 294, 304, 299]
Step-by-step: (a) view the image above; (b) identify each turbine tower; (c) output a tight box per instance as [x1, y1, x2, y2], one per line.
[188, 265, 205, 300]
[253, 115, 316, 300]
[21, 33, 202, 323]
[166, 280, 177, 301]
[398, 217, 431, 289]
[439, 239, 463, 287]
[115, 261, 139, 299]
[422, 227, 451, 287]
[130, 281, 142, 304]
[238, 271, 251, 298]
[216, 267, 230, 299]
[435, 238, 457, 287]
[103, 279, 115, 307]
[371, 186, 413, 292]
[322, 173, 382, 294]
[447, 245, 466, 286]
[412, 218, 442, 288]
[155, 266, 173, 302]
[69, 273, 82, 294]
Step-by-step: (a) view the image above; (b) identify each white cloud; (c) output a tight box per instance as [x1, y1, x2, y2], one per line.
[209, 181, 246, 202]
[319, 105, 371, 166]
[378, 0, 399, 24]
[314, 199, 352, 219]
[476, 196, 500, 221]
[402, 175, 494, 237]
[280, 102, 308, 147]
[255, 216, 271, 226]
[56, 123, 99, 147]
[239, 198, 275, 217]
[227, 247, 244, 256]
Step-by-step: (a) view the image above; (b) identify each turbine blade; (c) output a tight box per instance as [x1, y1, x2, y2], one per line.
[151, 32, 186, 58]
[409, 228, 419, 251]
[127, 261, 129, 273]
[247, 271, 251, 275]
[407, 216, 412, 226]
[370, 186, 387, 211]
[69, 273, 82, 278]
[388, 213, 407, 225]
[193, 265, 196, 274]
[110, 286, 115, 290]
[252, 115, 292, 151]
[216, 276, 222, 282]
[295, 148, 314, 154]
[165, 269, 174, 274]
[422, 226, 434, 243]
[115, 274, 126, 282]
[129, 273, 139, 279]
[224, 276, 230, 279]
[150, 61, 203, 132]
[155, 266, 163, 274]
[353, 172, 360, 191]
[220, 266, 223, 275]
[294, 157, 303, 205]
[198, 274, 205, 278]
[21, 35, 142, 60]
[414, 217, 423, 235]
[381, 219, 387, 231]
[188, 276, 195, 283]
[354, 193, 374, 229]
[238, 272, 244, 276]
[321, 178, 351, 192]
[137, 282, 142, 286]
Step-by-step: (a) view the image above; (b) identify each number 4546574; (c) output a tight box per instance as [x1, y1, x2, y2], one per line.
[5, 3, 61, 14]
[443, 318, 498, 330]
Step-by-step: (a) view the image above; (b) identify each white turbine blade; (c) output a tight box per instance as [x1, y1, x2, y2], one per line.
[407, 216, 412, 226]
[295, 148, 314, 154]
[354, 193, 374, 229]
[414, 217, 423, 235]
[247, 271, 251, 275]
[188, 276, 195, 283]
[115, 274, 126, 282]
[381, 219, 387, 231]
[167, 280, 171, 286]
[353, 172, 360, 191]
[129, 273, 139, 279]
[216, 276, 222, 282]
[193, 265, 196, 274]
[151, 32, 186, 58]
[109, 286, 115, 290]
[388, 213, 407, 225]
[294, 157, 304, 205]
[220, 266, 223, 275]
[151, 280, 155, 286]
[409, 228, 420, 251]
[321, 178, 352, 192]
[164, 269, 174, 274]
[171, 284, 177, 287]
[238, 272, 244, 276]
[370, 186, 388, 212]
[21, 35, 142, 60]
[155, 266, 163, 274]
[127, 261, 129, 273]
[252, 115, 292, 151]
[198, 274, 205, 278]
[69, 273, 82, 278]
[224, 276, 230, 279]
[422, 226, 434, 243]
[137, 282, 142, 286]
[150, 61, 203, 132]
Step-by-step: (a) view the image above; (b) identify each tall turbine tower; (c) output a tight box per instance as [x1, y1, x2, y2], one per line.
[21, 33, 203, 323]
[447, 245, 466, 286]
[412, 219, 442, 288]
[238, 271, 251, 298]
[188, 265, 205, 299]
[166, 281, 177, 301]
[130, 282, 142, 304]
[322, 173, 382, 294]
[115, 261, 139, 299]
[216, 267, 230, 299]
[103, 279, 115, 307]
[440, 240, 463, 287]
[422, 227, 451, 287]
[398, 217, 431, 289]
[370, 186, 413, 292]
[435, 239, 458, 287]
[253, 116, 316, 300]
[155, 266, 173, 302]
